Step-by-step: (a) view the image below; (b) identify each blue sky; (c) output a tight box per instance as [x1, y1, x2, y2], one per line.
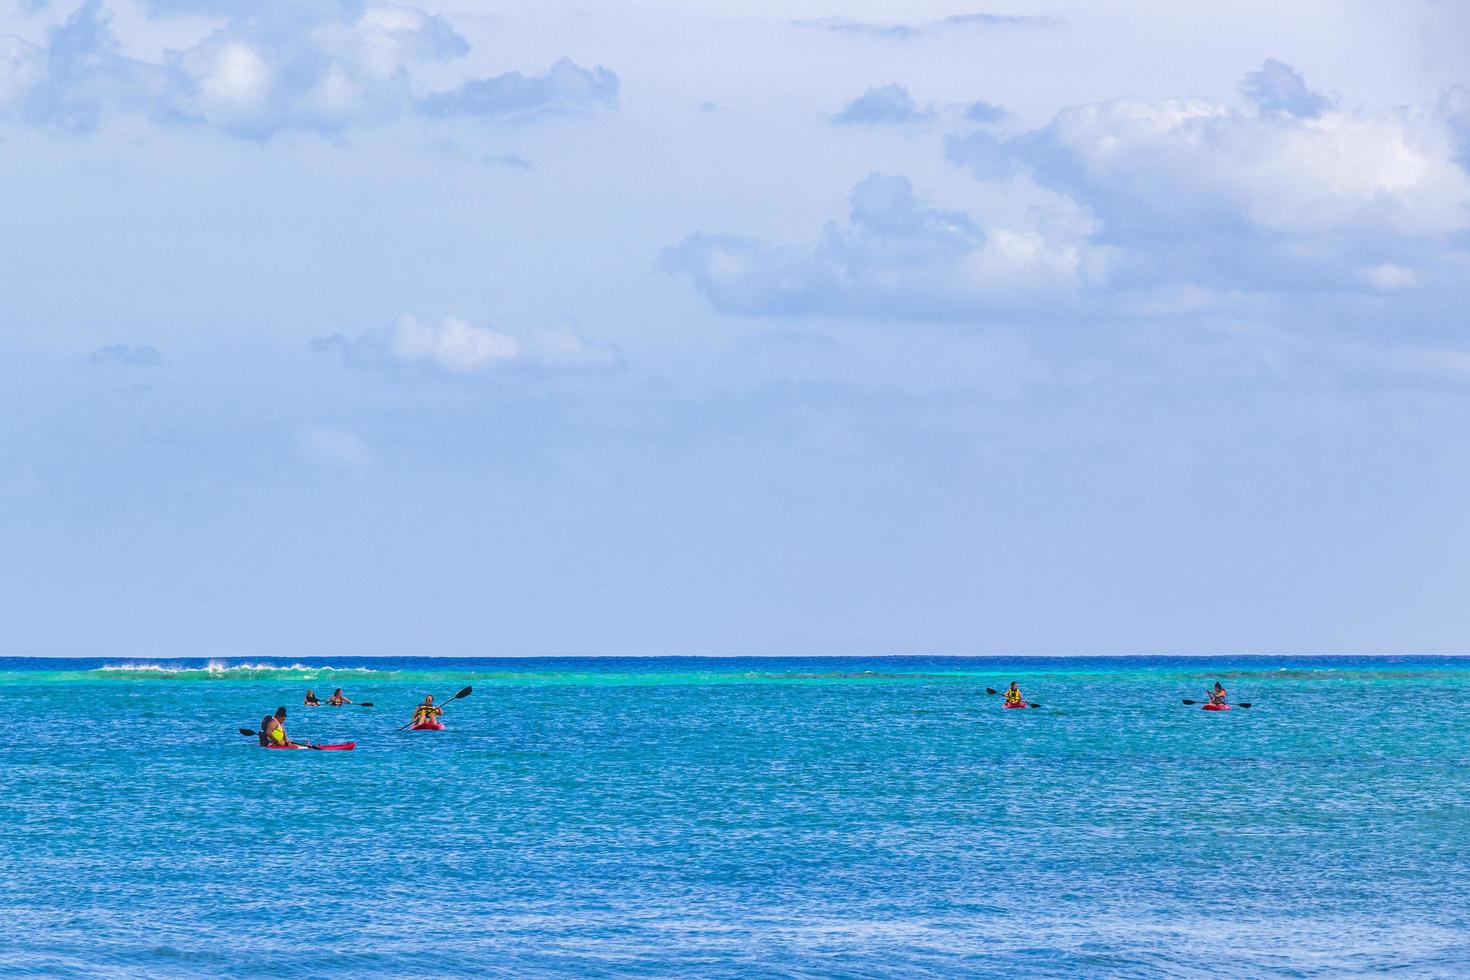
[2, 0, 1469, 657]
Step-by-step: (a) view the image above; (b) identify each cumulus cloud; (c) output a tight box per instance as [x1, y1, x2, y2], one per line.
[1240, 58, 1330, 118]
[832, 84, 929, 126]
[662, 172, 1082, 319]
[314, 315, 623, 374]
[792, 12, 1058, 40]
[667, 61, 1470, 324]
[0, 0, 618, 137]
[417, 58, 618, 122]
[946, 60, 1470, 295]
[0, 1, 162, 132]
[1444, 85, 1470, 169]
[393, 314, 521, 372]
[964, 99, 1008, 123]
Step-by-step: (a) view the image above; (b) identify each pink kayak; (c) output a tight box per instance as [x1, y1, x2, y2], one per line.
[409, 720, 446, 731]
[1003, 701, 1031, 709]
[1201, 703, 1231, 711]
[265, 742, 356, 750]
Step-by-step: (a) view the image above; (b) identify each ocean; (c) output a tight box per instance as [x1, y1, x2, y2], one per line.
[2, 655, 1468, 977]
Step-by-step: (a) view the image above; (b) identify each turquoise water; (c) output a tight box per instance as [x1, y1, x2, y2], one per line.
[3, 655, 1470, 977]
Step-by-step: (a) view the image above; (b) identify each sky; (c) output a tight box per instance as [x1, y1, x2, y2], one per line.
[2, 0, 1469, 658]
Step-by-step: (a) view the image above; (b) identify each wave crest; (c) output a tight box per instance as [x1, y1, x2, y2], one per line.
[90, 662, 384, 681]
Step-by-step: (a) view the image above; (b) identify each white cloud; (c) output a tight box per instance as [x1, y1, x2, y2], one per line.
[1360, 263, 1418, 291]
[392, 315, 522, 373]
[667, 61, 1470, 324]
[524, 325, 625, 370]
[832, 84, 930, 126]
[1010, 97, 1470, 238]
[416, 58, 619, 122]
[791, 12, 1058, 40]
[177, 40, 274, 126]
[0, 35, 45, 114]
[298, 425, 376, 468]
[314, 315, 624, 375]
[1239, 58, 1331, 118]
[0, 0, 617, 137]
[944, 61, 1470, 296]
[663, 172, 1084, 319]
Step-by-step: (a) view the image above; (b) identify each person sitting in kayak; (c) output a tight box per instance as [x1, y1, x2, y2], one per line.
[327, 688, 351, 706]
[304, 689, 321, 707]
[1004, 682, 1024, 706]
[259, 706, 290, 747]
[411, 695, 443, 727]
[1207, 682, 1228, 706]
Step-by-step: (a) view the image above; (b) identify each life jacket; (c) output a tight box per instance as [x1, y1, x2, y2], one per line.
[1005, 689, 1022, 704]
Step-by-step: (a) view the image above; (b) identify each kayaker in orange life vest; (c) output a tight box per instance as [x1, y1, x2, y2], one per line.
[1207, 682, 1228, 706]
[1004, 682, 1024, 706]
[411, 695, 443, 727]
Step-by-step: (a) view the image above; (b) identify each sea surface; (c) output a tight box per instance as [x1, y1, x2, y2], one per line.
[2, 655, 1469, 978]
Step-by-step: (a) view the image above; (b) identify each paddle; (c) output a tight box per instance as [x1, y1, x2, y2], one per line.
[985, 687, 1041, 708]
[1182, 700, 1252, 708]
[394, 685, 473, 732]
[238, 728, 329, 749]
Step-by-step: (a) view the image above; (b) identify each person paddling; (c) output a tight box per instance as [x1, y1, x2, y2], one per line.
[304, 689, 321, 707]
[327, 688, 351, 706]
[1004, 682, 1024, 707]
[259, 706, 291, 747]
[411, 695, 443, 728]
[1207, 682, 1228, 706]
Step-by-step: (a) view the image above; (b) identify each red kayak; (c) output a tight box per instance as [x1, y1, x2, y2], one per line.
[1201, 703, 1231, 711]
[265, 742, 356, 750]
[409, 720, 446, 731]
[1003, 701, 1030, 709]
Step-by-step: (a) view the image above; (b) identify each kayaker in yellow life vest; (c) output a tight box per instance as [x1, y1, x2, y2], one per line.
[327, 688, 351, 706]
[1004, 682, 1023, 706]
[412, 695, 443, 727]
[259, 706, 290, 746]
[1208, 682, 1227, 706]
